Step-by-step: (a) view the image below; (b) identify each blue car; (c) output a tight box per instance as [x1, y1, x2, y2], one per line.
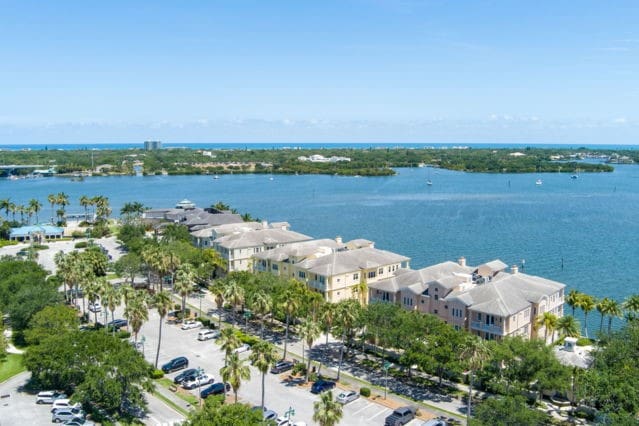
[310, 380, 336, 394]
[200, 382, 230, 399]
[161, 356, 189, 373]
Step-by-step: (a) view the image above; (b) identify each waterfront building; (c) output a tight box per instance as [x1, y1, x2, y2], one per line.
[144, 140, 162, 150]
[369, 257, 565, 342]
[191, 220, 290, 248]
[213, 226, 312, 272]
[9, 224, 64, 242]
[142, 199, 243, 231]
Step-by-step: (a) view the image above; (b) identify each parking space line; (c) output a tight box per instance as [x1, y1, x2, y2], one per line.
[368, 407, 390, 421]
[352, 401, 374, 415]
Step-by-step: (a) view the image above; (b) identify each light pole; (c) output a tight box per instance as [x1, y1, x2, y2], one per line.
[196, 367, 204, 406]
[383, 361, 390, 399]
[140, 335, 146, 357]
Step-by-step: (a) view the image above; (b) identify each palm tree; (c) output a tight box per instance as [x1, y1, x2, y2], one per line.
[596, 297, 616, 335]
[217, 327, 241, 365]
[96, 276, 111, 329]
[280, 287, 301, 360]
[251, 291, 272, 339]
[604, 299, 622, 334]
[47, 194, 57, 223]
[556, 315, 580, 338]
[335, 300, 358, 381]
[318, 304, 336, 376]
[79, 195, 91, 222]
[299, 318, 321, 382]
[83, 277, 101, 326]
[0, 198, 10, 220]
[313, 390, 343, 426]
[220, 352, 251, 403]
[124, 291, 149, 344]
[353, 275, 368, 306]
[249, 341, 278, 410]
[535, 312, 558, 344]
[102, 283, 121, 335]
[152, 291, 174, 368]
[57, 192, 69, 215]
[565, 289, 582, 317]
[29, 198, 42, 224]
[173, 263, 195, 317]
[623, 294, 639, 322]
[459, 335, 491, 426]
[576, 294, 596, 338]
[223, 280, 245, 326]
[209, 283, 225, 329]
[54, 251, 71, 299]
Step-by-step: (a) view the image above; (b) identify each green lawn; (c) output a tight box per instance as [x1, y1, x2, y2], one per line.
[0, 353, 26, 383]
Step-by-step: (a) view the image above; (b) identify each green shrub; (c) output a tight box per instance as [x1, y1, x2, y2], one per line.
[576, 337, 593, 346]
[308, 372, 318, 382]
[234, 330, 259, 346]
[0, 240, 18, 248]
[360, 387, 371, 397]
[292, 363, 307, 376]
[75, 241, 88, 249]
[71, 230, 86, 239]
[151, 369, 164, 379]
[116, 330, 131, 339]
[197, 317, 211, 328]
[32, 244, 49, 250]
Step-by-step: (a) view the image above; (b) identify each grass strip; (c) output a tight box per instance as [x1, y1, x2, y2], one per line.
[152, 390, 190, 417]
[0, 353, 26, 383]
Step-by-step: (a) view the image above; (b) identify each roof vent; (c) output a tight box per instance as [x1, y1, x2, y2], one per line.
[511, 264, 519, 274]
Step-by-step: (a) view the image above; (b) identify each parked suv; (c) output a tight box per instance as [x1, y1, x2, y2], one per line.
[51, 399, 81, 413]
[161, 356, 189, 373]
[310, 380, 336, 394]
[384, 406, 416, 426]
[36, 390, 67, 404]
[52, 408, 85, 423]
[173, 368, 199, 385]
[197, 329, 219, 341]
[200, 382, 230, 399]
[270, 359, 295, 374]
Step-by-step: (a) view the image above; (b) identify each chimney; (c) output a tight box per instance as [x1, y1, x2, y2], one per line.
[335, 236, 343, 244]
[458, 256, 466, 267]
[511, 264, 519, 274]
[261, 220, 268, 229]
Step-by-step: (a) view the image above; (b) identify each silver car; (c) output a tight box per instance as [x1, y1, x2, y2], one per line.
[52, 408, 85, 423]
[335, 390, 359, 404]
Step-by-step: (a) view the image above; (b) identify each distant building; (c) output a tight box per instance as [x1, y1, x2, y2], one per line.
[9, 224, 64, 241]
[144, 140, 162, 150]
[142, 199, 244, 232]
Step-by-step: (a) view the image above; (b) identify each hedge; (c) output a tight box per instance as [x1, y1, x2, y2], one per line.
[360, 387, 371, 397]
[151, 369, 165, 379]
[75, 242, 88, 249]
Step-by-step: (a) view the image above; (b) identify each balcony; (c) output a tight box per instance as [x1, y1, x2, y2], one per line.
[470, 321, 504, 335]
[307, 280, 326, 291]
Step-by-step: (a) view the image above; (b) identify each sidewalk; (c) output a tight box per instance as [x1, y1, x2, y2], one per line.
[182, 292, 466, 423]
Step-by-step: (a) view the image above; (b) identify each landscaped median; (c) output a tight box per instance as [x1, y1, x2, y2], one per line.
[0, 353, 26, 383]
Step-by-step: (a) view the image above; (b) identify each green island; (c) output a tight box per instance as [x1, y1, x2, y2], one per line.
[1, 146, 633, 177]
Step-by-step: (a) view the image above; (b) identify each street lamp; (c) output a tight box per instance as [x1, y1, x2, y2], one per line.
[284, 406, 295, 422]
[140, 335, 146, 357]
[196, 367, 204, 406]
[383, 362, 391, 399]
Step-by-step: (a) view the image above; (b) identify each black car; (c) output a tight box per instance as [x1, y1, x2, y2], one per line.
[107, 319, 128, 331]
[310, 380, 336, 394]
[200, 382, 230, 399]
[173, 368, 199, 385]
[270, 359, 295, 374]
[161, 356, 189, 373]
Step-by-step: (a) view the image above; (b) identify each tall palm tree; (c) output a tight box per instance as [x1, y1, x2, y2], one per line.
[83, 278, 101, 326]
[459, 335, 491, 426]
[102, 283, 121, 335]
[173, 263, 195, 317]
[565, 289, 582, 317]
[556, 315, 580, 338]
[220, 352, 251, 403]
[124, 291, 149, 344]
[318, 304, 336, 376]
[217, 327, 241, 365]
[335, 300, 358, 381]
[251, 291, 272, 339]
[313, 390, 343, 426]
[152, 291, 174, 368]
[576, 294, 596, 338]
[47, 194, 57, 223]
[535, 311, 558, 344]
[0, 198, 10, 220]
[299, 318, 321, 382]
[280, 287, 301, 360]
[353, 275, 368, 306]
[57, 192, 69, 215]
[596, 298, 615, 335]
[223, 280, 245, 327]
[249, 341, 278, 411]
[54, 251, 71, 299]
[623, 294, 639, 322]
[209, 283, 226, 329]
[79, 195, 91, 222]
[604, 299, 622, 334]
[28, 198, 42, 224]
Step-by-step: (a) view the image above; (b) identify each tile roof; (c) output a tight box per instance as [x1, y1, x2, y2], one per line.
[296, 247, 409, 277]
[214, 228, 312, 249]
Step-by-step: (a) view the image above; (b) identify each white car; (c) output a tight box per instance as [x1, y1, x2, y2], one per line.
[335, 390, 359, 404]
[181, 320, 202, 330]
[233, 343, 251, 354]
[88, 302, 102, 313]
[51, 398, 81, 413]
[36, 390, 67, 404]
[275, 416, 290, 426]
[182, 373, 214, 389]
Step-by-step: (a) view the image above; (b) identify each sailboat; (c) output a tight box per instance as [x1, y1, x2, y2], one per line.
[571, 168, 579, 179]
[535, 179, 543, 186]
[426, 166, 433, 186]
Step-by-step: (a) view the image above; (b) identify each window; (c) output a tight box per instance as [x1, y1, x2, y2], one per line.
[254, 247, 260, 253]
[353, 273, 359, 280]
[477, 313, 482, 321]
[434, 295, 439, 300]
[319, 276, 325, 284]
[382, 292, 390, 301]
[368, 271, 376, 279]
[298, 271, 306, 279]
[434, 309, 438, 314]
[272, 264, 279, 271]
[378, 268, 384, 275]
[524, 309, 530, 319]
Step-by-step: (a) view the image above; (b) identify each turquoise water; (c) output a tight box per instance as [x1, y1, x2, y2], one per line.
[2, 166, 638, 330]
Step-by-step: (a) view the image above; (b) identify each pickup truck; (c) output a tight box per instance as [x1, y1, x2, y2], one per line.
[384, 406, 416, 426]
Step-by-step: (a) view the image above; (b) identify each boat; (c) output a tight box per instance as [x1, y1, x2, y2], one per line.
[426, 179, 433, 186]
[570, 175, 578, 179]
[269, 177, 274, 181]
[213, 175, 219, 180]
[535, 179, 543, 186]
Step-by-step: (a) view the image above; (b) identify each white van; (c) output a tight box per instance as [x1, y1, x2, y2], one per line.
[197, 329, 219, 341]
[36, 390, 67, 404]
[50, 398, 81, 413]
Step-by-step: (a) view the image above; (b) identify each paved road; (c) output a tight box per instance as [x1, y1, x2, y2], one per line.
[0, 372, 54, 426]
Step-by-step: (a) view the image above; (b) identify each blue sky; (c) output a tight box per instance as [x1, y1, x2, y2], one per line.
[1, 0, 638, 144]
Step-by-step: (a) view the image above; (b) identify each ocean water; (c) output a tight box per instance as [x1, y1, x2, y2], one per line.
[2, 165, 638, 331]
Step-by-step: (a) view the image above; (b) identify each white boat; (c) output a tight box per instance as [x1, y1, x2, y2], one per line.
[570, 175, 578, 179]
[426, 180, 433, 186]
[213, 175, 219, 179]
[535, 179, 543, 185]
[269, 177, 274, 181]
